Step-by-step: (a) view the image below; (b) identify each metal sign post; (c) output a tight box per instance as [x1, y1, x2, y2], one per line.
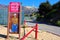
[7, 2, 21, 40]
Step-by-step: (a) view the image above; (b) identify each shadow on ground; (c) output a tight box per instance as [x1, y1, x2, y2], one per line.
[26, 20, 60, 27]
[0, 34, 18, 39]
[0, 34, 7, 38]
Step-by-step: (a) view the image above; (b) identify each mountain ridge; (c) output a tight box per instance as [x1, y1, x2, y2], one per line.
[0, 4, 38, 14]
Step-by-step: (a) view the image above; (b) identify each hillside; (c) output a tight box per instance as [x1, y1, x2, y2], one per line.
[0, 4, 38, 14]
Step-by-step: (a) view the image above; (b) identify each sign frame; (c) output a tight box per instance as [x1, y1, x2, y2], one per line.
[7, 2, 22, 40]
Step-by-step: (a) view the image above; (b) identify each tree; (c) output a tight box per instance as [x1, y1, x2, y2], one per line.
[37, 1, 52, 22]
[36, 1, 60, 26]
[45, 1, 60, 25]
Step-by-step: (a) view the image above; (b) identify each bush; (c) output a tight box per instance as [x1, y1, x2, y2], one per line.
[56, 20, 60, 26]
[24, 14, 28, 16]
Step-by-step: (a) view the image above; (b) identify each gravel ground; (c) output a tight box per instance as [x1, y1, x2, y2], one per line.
[0, 25, 60, 40]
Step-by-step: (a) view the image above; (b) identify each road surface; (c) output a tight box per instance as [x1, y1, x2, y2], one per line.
[26, 22, 60, 36]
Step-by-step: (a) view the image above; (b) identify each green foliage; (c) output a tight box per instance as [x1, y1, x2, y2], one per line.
[24, 14, 28, 16]
[36, 1, 60, 26]
[56, 20, 60, 26]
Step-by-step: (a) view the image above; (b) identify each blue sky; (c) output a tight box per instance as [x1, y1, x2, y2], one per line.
[0, 0, 59, 8]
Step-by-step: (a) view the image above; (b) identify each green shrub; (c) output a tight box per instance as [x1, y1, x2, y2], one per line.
[56, 20, 60, 26]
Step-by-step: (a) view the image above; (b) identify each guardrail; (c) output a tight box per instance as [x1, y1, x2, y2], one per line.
[21, 20, 38, 40]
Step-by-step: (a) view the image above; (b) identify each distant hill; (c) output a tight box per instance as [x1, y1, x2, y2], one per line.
[0, 4, 38, 14]
[22, 6, 38, 14]
[0, 4, 8, 9]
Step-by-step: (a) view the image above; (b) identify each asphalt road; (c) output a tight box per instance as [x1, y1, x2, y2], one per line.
[26, 22, 60, 36]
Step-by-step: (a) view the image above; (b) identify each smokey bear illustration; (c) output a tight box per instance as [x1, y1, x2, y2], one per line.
[9, 13, 18, 33]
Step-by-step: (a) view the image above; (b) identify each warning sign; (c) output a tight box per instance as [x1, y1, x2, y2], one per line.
[9, 2, 20, 13]
[7, 2, 21, 40]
